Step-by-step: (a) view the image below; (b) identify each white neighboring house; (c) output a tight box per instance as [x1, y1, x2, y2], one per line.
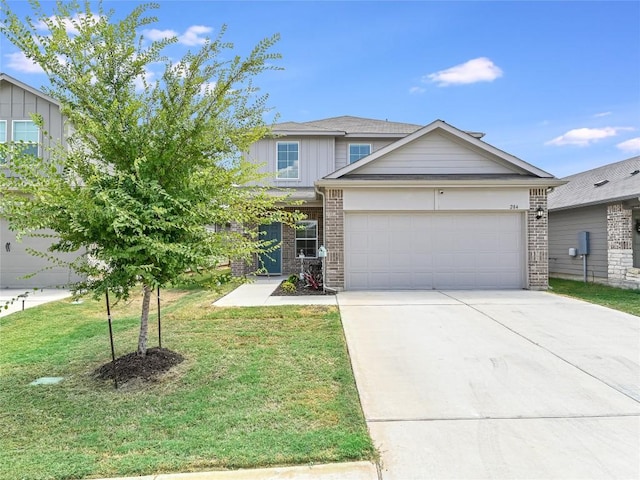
[235, 116, 564, 290]
[0, 73, 81, 289]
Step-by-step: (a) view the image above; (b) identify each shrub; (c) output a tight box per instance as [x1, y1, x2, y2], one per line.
[287, 274, 299, 284]
[281, 281, 297, 293]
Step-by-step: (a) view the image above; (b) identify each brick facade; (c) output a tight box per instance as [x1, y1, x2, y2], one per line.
[281, 207, 323, 276]
[607, 203, 639, 289]
[324, 189, 345, 289]
[528, 188, 549, 290]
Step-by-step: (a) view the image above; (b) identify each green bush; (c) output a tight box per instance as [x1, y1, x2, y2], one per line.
[287, 274, 299, 284]
[281, 281, 297, 293]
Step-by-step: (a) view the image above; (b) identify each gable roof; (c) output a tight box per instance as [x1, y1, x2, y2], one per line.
[273, 115, 424, 138]
[324, 119, 555, 180]
[0, 72, 59, 107]
[548, 156, 640, 210]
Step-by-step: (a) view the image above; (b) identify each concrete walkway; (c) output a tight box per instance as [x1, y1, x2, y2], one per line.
[0, 288, 72, 317]
[213, 277, 337, 307]
[339, 290, 640, 479]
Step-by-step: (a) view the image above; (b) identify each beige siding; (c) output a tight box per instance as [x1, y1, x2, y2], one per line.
[246, 136, 335, 187]
[0, 80, 65, 163]
[548, 205, 608, 280]
[353, 131, 517, 175]
[335, 138, 396, 170]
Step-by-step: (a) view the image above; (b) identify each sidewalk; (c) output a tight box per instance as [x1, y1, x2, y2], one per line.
[213, 277, 337, 307]
[0, 288, 72, 317]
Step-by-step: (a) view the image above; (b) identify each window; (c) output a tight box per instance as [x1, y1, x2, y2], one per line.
[349, 143, 371, 163]
[0, 121, 6, 164]
[277, 141, 299, 179]
[295, 220, 317, 257]
[13, 120, 40, 157]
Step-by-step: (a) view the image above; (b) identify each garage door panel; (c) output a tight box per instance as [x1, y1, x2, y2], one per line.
[345, 212, 524, 290]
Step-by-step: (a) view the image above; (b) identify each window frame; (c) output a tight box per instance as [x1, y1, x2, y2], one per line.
[276, 140, 300, 180]
[0, 120, 6, 164]
[348, 143, 371, 164]
[295, 220, 318, 258]
[12, 119, 40, 158]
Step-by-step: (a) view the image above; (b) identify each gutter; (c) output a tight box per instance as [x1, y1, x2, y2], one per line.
[315, 178, 567, 188]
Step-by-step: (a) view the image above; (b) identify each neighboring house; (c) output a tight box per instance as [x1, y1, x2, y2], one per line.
[0, 73, 79, 289]
[234, 116, 563, 290]
[548, 157, 640, 289]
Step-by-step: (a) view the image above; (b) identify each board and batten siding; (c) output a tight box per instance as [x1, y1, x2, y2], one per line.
[548, 205, 608, 280]
[0, 80, 65, 163]
[353, 131, 517, 175]
[334, 138, 397, 170]
[246, 136, 335, 187]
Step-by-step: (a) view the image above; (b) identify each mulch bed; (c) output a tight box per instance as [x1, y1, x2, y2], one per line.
[271, 279, 335, 296]
[94, 347, 185, 383]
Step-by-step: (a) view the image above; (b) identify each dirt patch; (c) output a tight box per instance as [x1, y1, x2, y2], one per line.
[94, 347, 185, 383]
[271, 280, 335, 296]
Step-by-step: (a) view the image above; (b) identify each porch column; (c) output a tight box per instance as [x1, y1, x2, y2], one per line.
[607, 203, 634, 287]
[325, 189, 344, 290]
[528, 188, 549, 289]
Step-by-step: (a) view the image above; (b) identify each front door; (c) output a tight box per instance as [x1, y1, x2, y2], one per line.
[258, 222, 282, 275]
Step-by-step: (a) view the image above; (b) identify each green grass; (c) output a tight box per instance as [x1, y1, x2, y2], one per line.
[0, 283, 374, 480]
[549, 277, 640, 316]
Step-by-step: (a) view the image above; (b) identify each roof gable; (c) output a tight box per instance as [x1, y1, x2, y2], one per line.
[325, 120, 554, 179]
[548, 156, 640, 210]
[0, 73, 59, 107]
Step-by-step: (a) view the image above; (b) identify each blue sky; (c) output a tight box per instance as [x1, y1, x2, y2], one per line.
[2, 0, 639, 177]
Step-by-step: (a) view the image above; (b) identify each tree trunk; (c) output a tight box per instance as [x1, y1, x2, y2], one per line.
[137, 284, 152, 357]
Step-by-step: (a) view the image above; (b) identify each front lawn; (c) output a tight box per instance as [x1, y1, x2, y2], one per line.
[549, 277, 640, 316]
[0, 285, 374, 479]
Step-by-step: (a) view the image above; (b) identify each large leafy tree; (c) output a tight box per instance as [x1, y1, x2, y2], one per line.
[0, 0, 301, 356]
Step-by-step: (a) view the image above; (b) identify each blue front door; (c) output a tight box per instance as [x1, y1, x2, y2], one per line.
[258, 222, 282, 274]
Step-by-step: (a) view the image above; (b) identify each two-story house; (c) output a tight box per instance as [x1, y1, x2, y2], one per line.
[0, 73, 80, 289]
[234, 116, 564, 290]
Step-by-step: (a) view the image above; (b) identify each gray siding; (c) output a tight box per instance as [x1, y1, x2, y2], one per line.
[354, 131, 517, 175]
[334, 138, 396, 170]
[548, 205, 608, 280]
[246, 136, 335, 187]
[0, 80, 65, 164]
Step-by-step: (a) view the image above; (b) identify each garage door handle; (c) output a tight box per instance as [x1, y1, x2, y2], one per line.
[5, 242, 9, 252]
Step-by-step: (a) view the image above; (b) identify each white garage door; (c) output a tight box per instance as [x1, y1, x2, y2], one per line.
[0, 219, 78, 288]
[345, 212, 525, 290]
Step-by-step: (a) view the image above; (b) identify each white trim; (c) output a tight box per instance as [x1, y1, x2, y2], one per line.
[295, 219, 318, 258]
[348, 143, 372, 164]
[325, 120, 555, 179]
[276, 140, 300, 180]
[0, 120, 6, 142]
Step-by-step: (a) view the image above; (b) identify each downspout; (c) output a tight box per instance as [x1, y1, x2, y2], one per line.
[315, 185, 338, 294]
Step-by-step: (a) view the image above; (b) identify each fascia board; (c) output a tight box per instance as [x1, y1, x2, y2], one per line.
[315, 178, 567, 188]
[272, 130, 345, 136]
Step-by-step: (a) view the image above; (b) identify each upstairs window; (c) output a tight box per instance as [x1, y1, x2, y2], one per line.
[277, 141, 299, 179]
[13, 120, 40, 157]
[349, 143, 371, 163]
[0, 121, 6, 164]
[295, 220, 317, 257]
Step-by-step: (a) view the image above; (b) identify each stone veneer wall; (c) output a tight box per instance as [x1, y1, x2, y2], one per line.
[528, 188, 549, 290]
[607, 203, 638, 288]
[229, 222, 257, 277]
[324, 189, 344, 289]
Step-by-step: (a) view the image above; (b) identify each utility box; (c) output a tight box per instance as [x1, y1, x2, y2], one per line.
[577, 231, 590, 255]
[569, 247, 577, 257]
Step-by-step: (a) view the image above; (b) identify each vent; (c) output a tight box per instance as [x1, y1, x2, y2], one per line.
[594, 179, 609, 187]
[631, 170, 639, 176]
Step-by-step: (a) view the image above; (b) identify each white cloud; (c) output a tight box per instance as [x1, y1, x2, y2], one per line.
[617, 137, 640, 153]
[409, 86, 426, 94]
[5, 51, 44, 73]
[178, 25, 213, 46]
[424, 57, 503, 87]
[545, 127, 634, 147]
[36, 14, 101, 35]
[143, 28, 178, 42]
[593, 111, 612, 118]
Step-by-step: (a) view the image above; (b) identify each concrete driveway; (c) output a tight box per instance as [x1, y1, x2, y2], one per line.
[338, 290, 640, 480]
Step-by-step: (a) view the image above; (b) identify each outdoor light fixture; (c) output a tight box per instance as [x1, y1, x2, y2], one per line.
[536, 206, 545, 219]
